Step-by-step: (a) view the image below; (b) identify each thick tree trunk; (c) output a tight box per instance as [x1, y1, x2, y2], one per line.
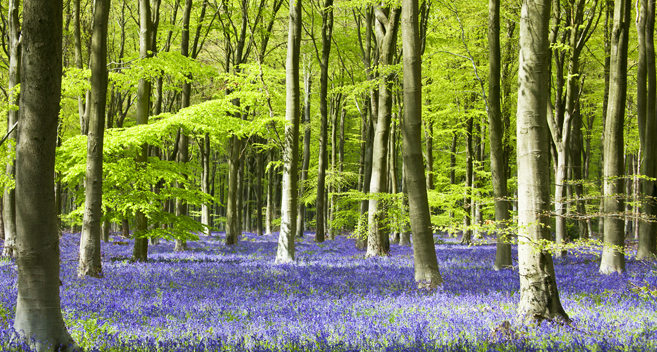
[13, 0, 79, 347]
[402, 0, 443, 288]
[2, 0, 20, 257]
[366, 5, 400, 257]
[79, 0, 111, 278]
[516, 0, 569, 324]
[275, 0, 301, 263]
[133, 0, 152, 262]
[315, 0, 334, 243]
[600, 0, 630, 274]
[356, 107, 374, 250]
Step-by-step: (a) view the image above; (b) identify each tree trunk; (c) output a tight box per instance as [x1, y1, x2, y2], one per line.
[296, 69, 312, 238]
[488, 0, 511, 269]
[356, 105, 374, 250]
[516, 0, 569, 324]
[79, 0, 111, 278]
[201, 134, 212, 235]
[424, 120, 433, 190]
[402, 0, 443, 288]
[133, 0, 152, 262]
[2, 0, 20, 257]
[600, 0, 630, 274]
[266, 149, 274, 235]
[366, 5, 400, 257]
[174, 0, 193, 251]
[255, 147, 264, 236]
[315, 0, 334, 243]
[637, 0, 657, 260]
[461, 114, 473, 245]
[13, 0, 79, 347]
[275, 0, 301, 263]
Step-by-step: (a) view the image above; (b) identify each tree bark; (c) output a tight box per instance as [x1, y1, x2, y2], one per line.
[402, 0, 443, 288]
[266, 149, 274, 235]
[515, 0, 569, 323]
[637, 0, 657, 259]
[79, 0, 111, 278]
[297, 69, 312, 238]
[275, 0, 301, 263]
[13, 0, 79, 347]
[2, 0, 20, 257]
[132, 0, 152, 262]
[315, 0, 334, 243]
[600, 0, 630, 274]
[488, 0, 512, 269]
[366, 4, 400, 257]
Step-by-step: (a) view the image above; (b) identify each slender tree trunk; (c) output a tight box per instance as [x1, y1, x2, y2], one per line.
[402, 0, 443, 287]
[600, 0, 630, 274]
[296, 70, 312, 238]
[637, 0, 657, 259]
[516, 0, 569, 324]
[13, 0, 79, 347]
[357, 107, 374, 250]
[488, 0, 511, 269]
[461, 114, 473, 245]
[201, 134, 212, 235]
[174, 0, 193, 252]
[79, 0, 111, 278]
[226, 136, 240, 244]
[255, 147, 264, 236]
[424, 120, 434, 190]
[133, 0, 152, 262]
[315, 0, 334, 243]
[275, 0, 301, 263]
[2, 0, 20, 257]
[266, 149, 274, 235]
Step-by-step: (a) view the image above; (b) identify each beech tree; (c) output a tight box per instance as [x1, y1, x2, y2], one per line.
[78, 0, 111, 278]
[13, 0, 79, 348]
[275, 0, 302, 263]
[402, 0, 443, 288]
[515, 0, 569, 322]
[600, 0, 630, 274]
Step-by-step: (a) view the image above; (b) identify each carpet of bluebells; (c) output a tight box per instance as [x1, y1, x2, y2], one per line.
[0, 231, 656, 351]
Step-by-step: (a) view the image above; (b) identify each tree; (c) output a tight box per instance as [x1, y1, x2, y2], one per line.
[13, 0, 79, 348]
[600, 0, 630, 274]
[2, 0, 20, 257]
[275, 0, 302, 263]
[133, 0, 152, 262]
[315, 0, 335, 243]
[487, 0, 512, 270]
[365, 4, 400, 257]
[78, 0, 112, 278]
[636, 0, 657, 260]
[515, 0, 569, 323]
[401, 0, 443, 288]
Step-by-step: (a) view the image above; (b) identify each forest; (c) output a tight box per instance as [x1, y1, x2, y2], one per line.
[0, 0, 655, 350]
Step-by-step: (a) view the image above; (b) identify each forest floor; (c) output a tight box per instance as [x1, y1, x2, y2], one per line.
[0, 231, 656, 351]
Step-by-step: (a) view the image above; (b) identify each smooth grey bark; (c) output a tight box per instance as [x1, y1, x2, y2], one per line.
[402, 0, 443, 288]
[275, 0, 301, 263]
[13, 0, 79, 347]
[2, 0, 20, 257]
[366, 4, 400, 257]
[637, 0, 657, 259]
[357, 104, 374, 250]
[515, 0, 569, 324]
[424, 120, 433, 190]
[201, 133, 212, 236]
[600, 0, 630, 274]
[265, 149, 274, 235]
[79, 0, 111, 278]
[255, 147, 264, 236]
[488, 0, 512, 269]
[226, 135, 241, 244]
[133, 0, 152, 262]
[599, 0, 613, 235]
[174, 0, 192, 252]
[296, 69, 312, 238]
[461, 114, 473, 245]
[315, 0, 334, 243]
[74, 0, 88, 135]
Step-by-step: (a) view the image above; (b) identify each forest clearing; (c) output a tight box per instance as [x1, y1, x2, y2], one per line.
[0, 231, 655, 351]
